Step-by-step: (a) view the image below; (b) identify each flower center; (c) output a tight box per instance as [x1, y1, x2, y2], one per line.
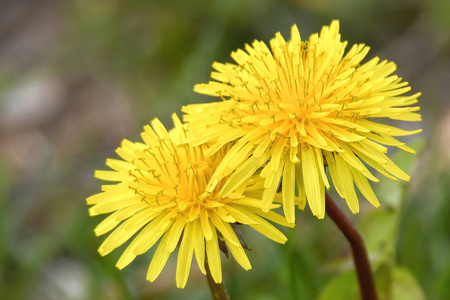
[174, 149, 227, 220]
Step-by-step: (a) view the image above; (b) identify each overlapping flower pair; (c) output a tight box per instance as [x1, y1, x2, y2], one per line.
[87, 21, 421, 288]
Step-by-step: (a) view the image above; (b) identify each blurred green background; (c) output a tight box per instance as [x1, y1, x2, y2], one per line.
[0, 0, 449, 299]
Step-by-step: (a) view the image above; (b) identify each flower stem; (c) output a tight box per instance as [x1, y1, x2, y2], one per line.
[325, 192, 378, 300]
[205, 259, 229, 300]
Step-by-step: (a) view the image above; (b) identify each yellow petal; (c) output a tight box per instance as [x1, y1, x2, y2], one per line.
[89, 195, 141, 216]
[351, 167, 380, 207]
[323, 151, 345, 198]
[94, 203, 147, 236]
[200, 210, 213, 241]
[248, 214, 288, 244]
[271, 138, 288, 172]
[94, 170, 131, 182]
[224, 224, 251, 270]
[98, 208, 157, 256]
[294, 163, 307, 210]
[147, 233, 171, 282]
[166, 216, 187, 252]
[205, 226, 222, 283]
[224, 205, 258, 224]
[302, 145, 324, 218]
[335, 154, 359, 213]
[282, 159, 296, 223]
[314, 147, 330, 189]
[220, 151, 270, 197]
[262, 163, 283, 212]
[209, 211, 240, 247]
[176, 222, 195, 288]
[192, 220, 206, 275]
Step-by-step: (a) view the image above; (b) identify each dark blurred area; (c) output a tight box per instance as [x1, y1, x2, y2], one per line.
[0, 0, 449, 299]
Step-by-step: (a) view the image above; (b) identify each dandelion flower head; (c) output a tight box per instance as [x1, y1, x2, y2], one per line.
[183, 20, 422, 222]
[87, 114, 291, 288]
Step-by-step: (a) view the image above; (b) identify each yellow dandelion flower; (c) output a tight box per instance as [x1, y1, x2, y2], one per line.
[183, 20, 422, 222]
[87, 114, 292, 288]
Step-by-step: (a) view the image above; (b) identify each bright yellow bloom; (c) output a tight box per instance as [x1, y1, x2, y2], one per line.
[183, 20, 422, 222]
[87, 114, 291, 288]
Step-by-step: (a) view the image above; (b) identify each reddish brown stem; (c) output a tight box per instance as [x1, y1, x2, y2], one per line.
[205, 259, 229, 300]
[325, 192, 378, 300]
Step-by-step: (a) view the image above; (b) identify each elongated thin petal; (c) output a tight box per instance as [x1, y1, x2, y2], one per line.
[262, 164, 283, 212]
[294, 162, 307, 210]
[302, 145, 324, 218]
[205, 225, 222, 283]
[335, 154, 359, 213]
[351, 167, 380, 207]
[192, 220, 206, 275]
[220, 151, 270, 197]
[176, 222, 195, 288]
[282, 159, 296, 223]
[147, 233, 171, 282]
[248, 214, 288, 244]
[166, 216, 187, 252]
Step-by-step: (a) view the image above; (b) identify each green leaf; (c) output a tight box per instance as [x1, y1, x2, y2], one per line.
[375, 264, 426, 300]
[317, 271, 360, 300]
[391, 267, 426, 300]
[322, 209, 397, 274]
[374, 264, 392, 300]
[318, 266, 425, 300]
[358, 210, 397, 266]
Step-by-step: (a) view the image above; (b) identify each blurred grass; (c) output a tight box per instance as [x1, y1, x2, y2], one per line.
[0, 0, 449, 299]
